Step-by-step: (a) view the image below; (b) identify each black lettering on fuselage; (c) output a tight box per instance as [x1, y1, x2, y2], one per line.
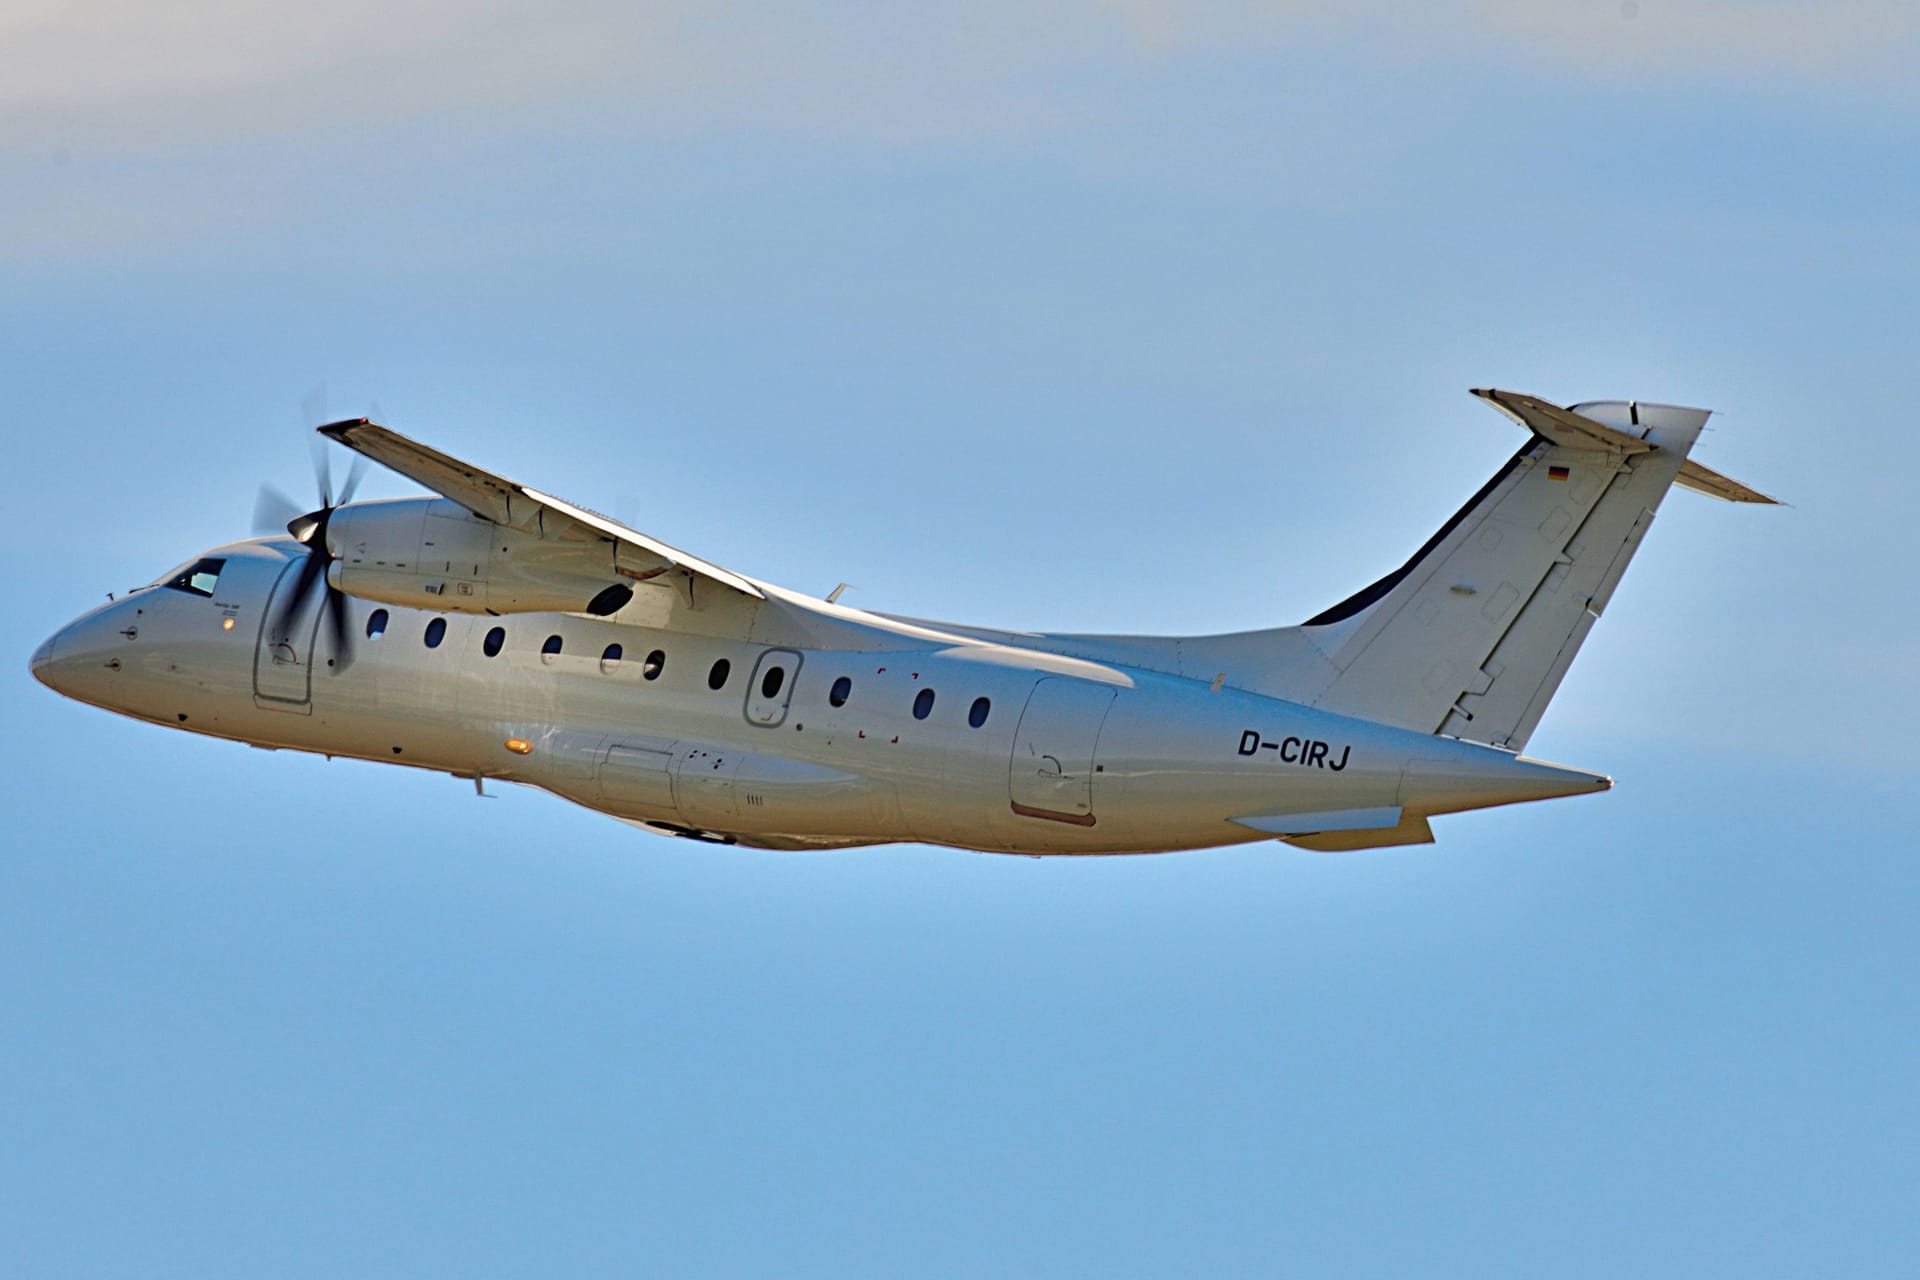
[1236, 729, 1355, 771]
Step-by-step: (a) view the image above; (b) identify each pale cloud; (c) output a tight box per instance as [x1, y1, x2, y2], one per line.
[1474, 0, 1920, 85]
[0, 2, 1110, 148]
[2, 1, 1914, 152]
[1094, 0, 1920, 83]
[1089, 0, 1339, 51]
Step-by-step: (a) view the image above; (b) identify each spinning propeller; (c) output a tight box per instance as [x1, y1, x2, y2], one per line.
[252, 389, 373, 673]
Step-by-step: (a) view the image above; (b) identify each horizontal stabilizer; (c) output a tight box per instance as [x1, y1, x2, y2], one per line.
[1475, 387, 1780, 504]
[1675, 459, 1779, 504]
[1471, 388, 1655, 454]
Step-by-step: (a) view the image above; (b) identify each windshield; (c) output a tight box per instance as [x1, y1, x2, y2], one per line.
[158, 557, 226, 597]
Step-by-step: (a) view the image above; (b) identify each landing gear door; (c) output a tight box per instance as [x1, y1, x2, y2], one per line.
[1008, 678, 1116, 826]
[253, 557, 325, 712]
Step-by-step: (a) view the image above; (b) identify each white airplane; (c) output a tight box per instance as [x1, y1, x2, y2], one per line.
[31, 389, 1773, 856]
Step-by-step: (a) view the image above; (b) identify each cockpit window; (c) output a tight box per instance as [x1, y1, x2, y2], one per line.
[162, 558, 226, 598]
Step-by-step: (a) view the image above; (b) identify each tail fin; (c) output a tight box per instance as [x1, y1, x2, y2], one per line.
[1289, 389, 1776, 750]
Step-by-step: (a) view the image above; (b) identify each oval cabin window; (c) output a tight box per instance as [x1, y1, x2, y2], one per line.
[643, 649, 666, 681]
[483, 626, 505, 657]
[423, 617, 446, 649]
[600, 643, 623, 673]
[541, 635, 563, 664]
[829, 676, 851, 707]
[761, 665, 785, 699]
[708, 658, 731, 691]
[968, 696, 991, 728]
[365, 609, 388, 640]
[913, 688, 935, 720]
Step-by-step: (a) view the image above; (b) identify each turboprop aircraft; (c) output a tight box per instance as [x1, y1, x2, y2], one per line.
[31, 389, 1774, 855]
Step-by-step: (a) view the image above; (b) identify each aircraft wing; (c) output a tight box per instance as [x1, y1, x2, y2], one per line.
[316, 419, 765, 600]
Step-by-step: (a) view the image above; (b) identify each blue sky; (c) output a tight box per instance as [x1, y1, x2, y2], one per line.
[5, 3, 1917, 1275]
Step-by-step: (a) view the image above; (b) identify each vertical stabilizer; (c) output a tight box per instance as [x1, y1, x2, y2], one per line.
[933, 388, 1774, 757]
[1294, 391, 1727, 750]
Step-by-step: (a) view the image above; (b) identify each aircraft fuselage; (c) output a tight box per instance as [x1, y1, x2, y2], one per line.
[33, 537, 1605, 855]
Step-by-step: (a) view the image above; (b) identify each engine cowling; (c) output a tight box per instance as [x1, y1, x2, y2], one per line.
[323, 497, 634, 616]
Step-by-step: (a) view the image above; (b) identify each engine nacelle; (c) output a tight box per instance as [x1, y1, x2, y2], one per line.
[323, 497, 634, 616]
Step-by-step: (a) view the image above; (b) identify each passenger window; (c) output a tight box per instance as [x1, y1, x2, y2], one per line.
[913, 688, 935, 720]
[969, 696, 991, 728]
[829, 676, 851, 707]
[708, 658, 731, 691]
[542, 635, 563, 664]
[483, 626, 505, 657]
[163, 557, 226, 598]
[761, 665, 785, 699]
[643, 649, 666, 681]
[601, 643, 623, 673]
[366, 609, 389, 639]
[424, 617, 447, 648]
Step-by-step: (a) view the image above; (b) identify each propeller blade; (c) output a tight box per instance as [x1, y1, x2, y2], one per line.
[332, 398, 383, 508]
[309, 432, 334, 509]
[324, 583, 354, 672]
[270, 526, 329, 642]
[301, 384, 331, 506]
[252, 483, 303, 536]
[300, 384, 329, 427]
[336, 453, 369, 507]
[264, 389, 360, 673]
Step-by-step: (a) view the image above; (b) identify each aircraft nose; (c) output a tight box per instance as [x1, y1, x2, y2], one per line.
[30, 633, 58, 689]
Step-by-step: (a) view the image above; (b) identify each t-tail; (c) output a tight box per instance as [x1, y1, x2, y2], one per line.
[1278, 388, 1776, 751]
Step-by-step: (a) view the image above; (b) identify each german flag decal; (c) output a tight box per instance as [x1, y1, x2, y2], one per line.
[1547, 465, 1571, 482]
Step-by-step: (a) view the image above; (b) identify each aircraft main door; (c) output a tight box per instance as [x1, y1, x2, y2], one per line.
[1008, 678, 1115, 826]
[253, 558, 326, 712]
